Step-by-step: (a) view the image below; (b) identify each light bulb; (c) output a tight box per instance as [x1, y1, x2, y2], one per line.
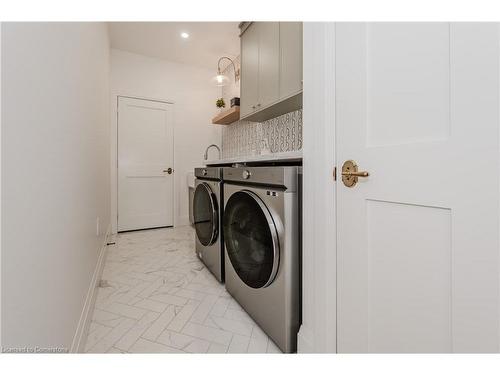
[211, 73, 230, 87]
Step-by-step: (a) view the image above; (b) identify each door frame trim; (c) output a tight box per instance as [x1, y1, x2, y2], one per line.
[298, 22, 337, 353]
[112, 94, 176, 234]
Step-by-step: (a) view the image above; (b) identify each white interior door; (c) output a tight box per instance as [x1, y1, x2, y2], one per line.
[118, 97, 174, 232]
[336, 23, 499, 352]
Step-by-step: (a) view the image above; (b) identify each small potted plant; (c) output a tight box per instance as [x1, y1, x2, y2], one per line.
[216, 98, 226, 112]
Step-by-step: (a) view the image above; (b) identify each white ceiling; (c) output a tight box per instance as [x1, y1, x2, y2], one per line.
[108, 22, 241, 70]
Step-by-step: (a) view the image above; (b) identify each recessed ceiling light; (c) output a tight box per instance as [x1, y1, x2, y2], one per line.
[180, 32, 189, 39]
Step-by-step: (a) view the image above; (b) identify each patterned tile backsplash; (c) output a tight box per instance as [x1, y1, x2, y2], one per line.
[219, 56, 302, 159]
[221, 109, 303, 158]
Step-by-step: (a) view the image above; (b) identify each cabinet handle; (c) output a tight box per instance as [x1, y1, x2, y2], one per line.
[252, 105, 256, 109]
[257, 103, 261, 107]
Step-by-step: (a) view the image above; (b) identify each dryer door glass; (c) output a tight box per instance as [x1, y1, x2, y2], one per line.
[193, 182, 218, 246]
[223, 190, 280, 289]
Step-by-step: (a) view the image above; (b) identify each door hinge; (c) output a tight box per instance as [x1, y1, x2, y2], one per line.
[333, 166, 337, 181]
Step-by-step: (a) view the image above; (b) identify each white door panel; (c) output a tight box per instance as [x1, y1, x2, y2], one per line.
[118, 97, 174, 232]
[337, 23, 499, 352]
[365, 23, 450, 146]
[365, 200, 452, 352]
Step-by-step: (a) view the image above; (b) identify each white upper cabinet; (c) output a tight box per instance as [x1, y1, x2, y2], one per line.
[240, 22, 303, 122]
[257, 22, 280, 111]
[240, 23, 259, 118]
[280, 22, 303, 99]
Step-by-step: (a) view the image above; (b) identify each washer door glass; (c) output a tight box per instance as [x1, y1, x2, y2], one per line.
[223, 190, 279, 289]
[193, 183, 218, 246]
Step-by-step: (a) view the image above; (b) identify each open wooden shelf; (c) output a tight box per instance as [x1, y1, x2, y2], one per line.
[211, 106, 240, 125]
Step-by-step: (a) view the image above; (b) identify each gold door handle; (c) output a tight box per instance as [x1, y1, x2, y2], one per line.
[341, 160, 369, 187]
[341, 171, 369, 177]
[163, 168, 173, 174]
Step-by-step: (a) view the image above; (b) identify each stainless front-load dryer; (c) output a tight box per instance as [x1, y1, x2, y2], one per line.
[222, 166, 301, 353]
[193, 167, 224, 282]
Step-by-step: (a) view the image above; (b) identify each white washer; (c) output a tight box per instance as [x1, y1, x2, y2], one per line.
[193, 167, 224, 282]
[222, 166, 301, 353]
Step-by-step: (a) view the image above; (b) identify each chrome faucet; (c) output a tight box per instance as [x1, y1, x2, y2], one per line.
[204, 144, 221, 160]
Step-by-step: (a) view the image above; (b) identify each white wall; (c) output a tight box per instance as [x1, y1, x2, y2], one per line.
[110, 49, 222, 232]
[1, 23, 110, 350]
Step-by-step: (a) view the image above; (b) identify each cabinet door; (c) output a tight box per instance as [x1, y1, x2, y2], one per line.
[240, 23, 259, 118]
[257, 22, 280, 109]
[280, 22, 303, 98]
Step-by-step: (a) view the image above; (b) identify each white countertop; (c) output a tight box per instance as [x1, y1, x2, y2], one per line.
[204, 150, 302, 166]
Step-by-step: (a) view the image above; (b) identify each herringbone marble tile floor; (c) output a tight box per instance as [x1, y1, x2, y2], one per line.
[84, 226, 282, 353]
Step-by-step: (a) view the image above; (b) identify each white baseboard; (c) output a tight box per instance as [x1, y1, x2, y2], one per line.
[297, 324, 315, 353]
[70, 225, 111, 353]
